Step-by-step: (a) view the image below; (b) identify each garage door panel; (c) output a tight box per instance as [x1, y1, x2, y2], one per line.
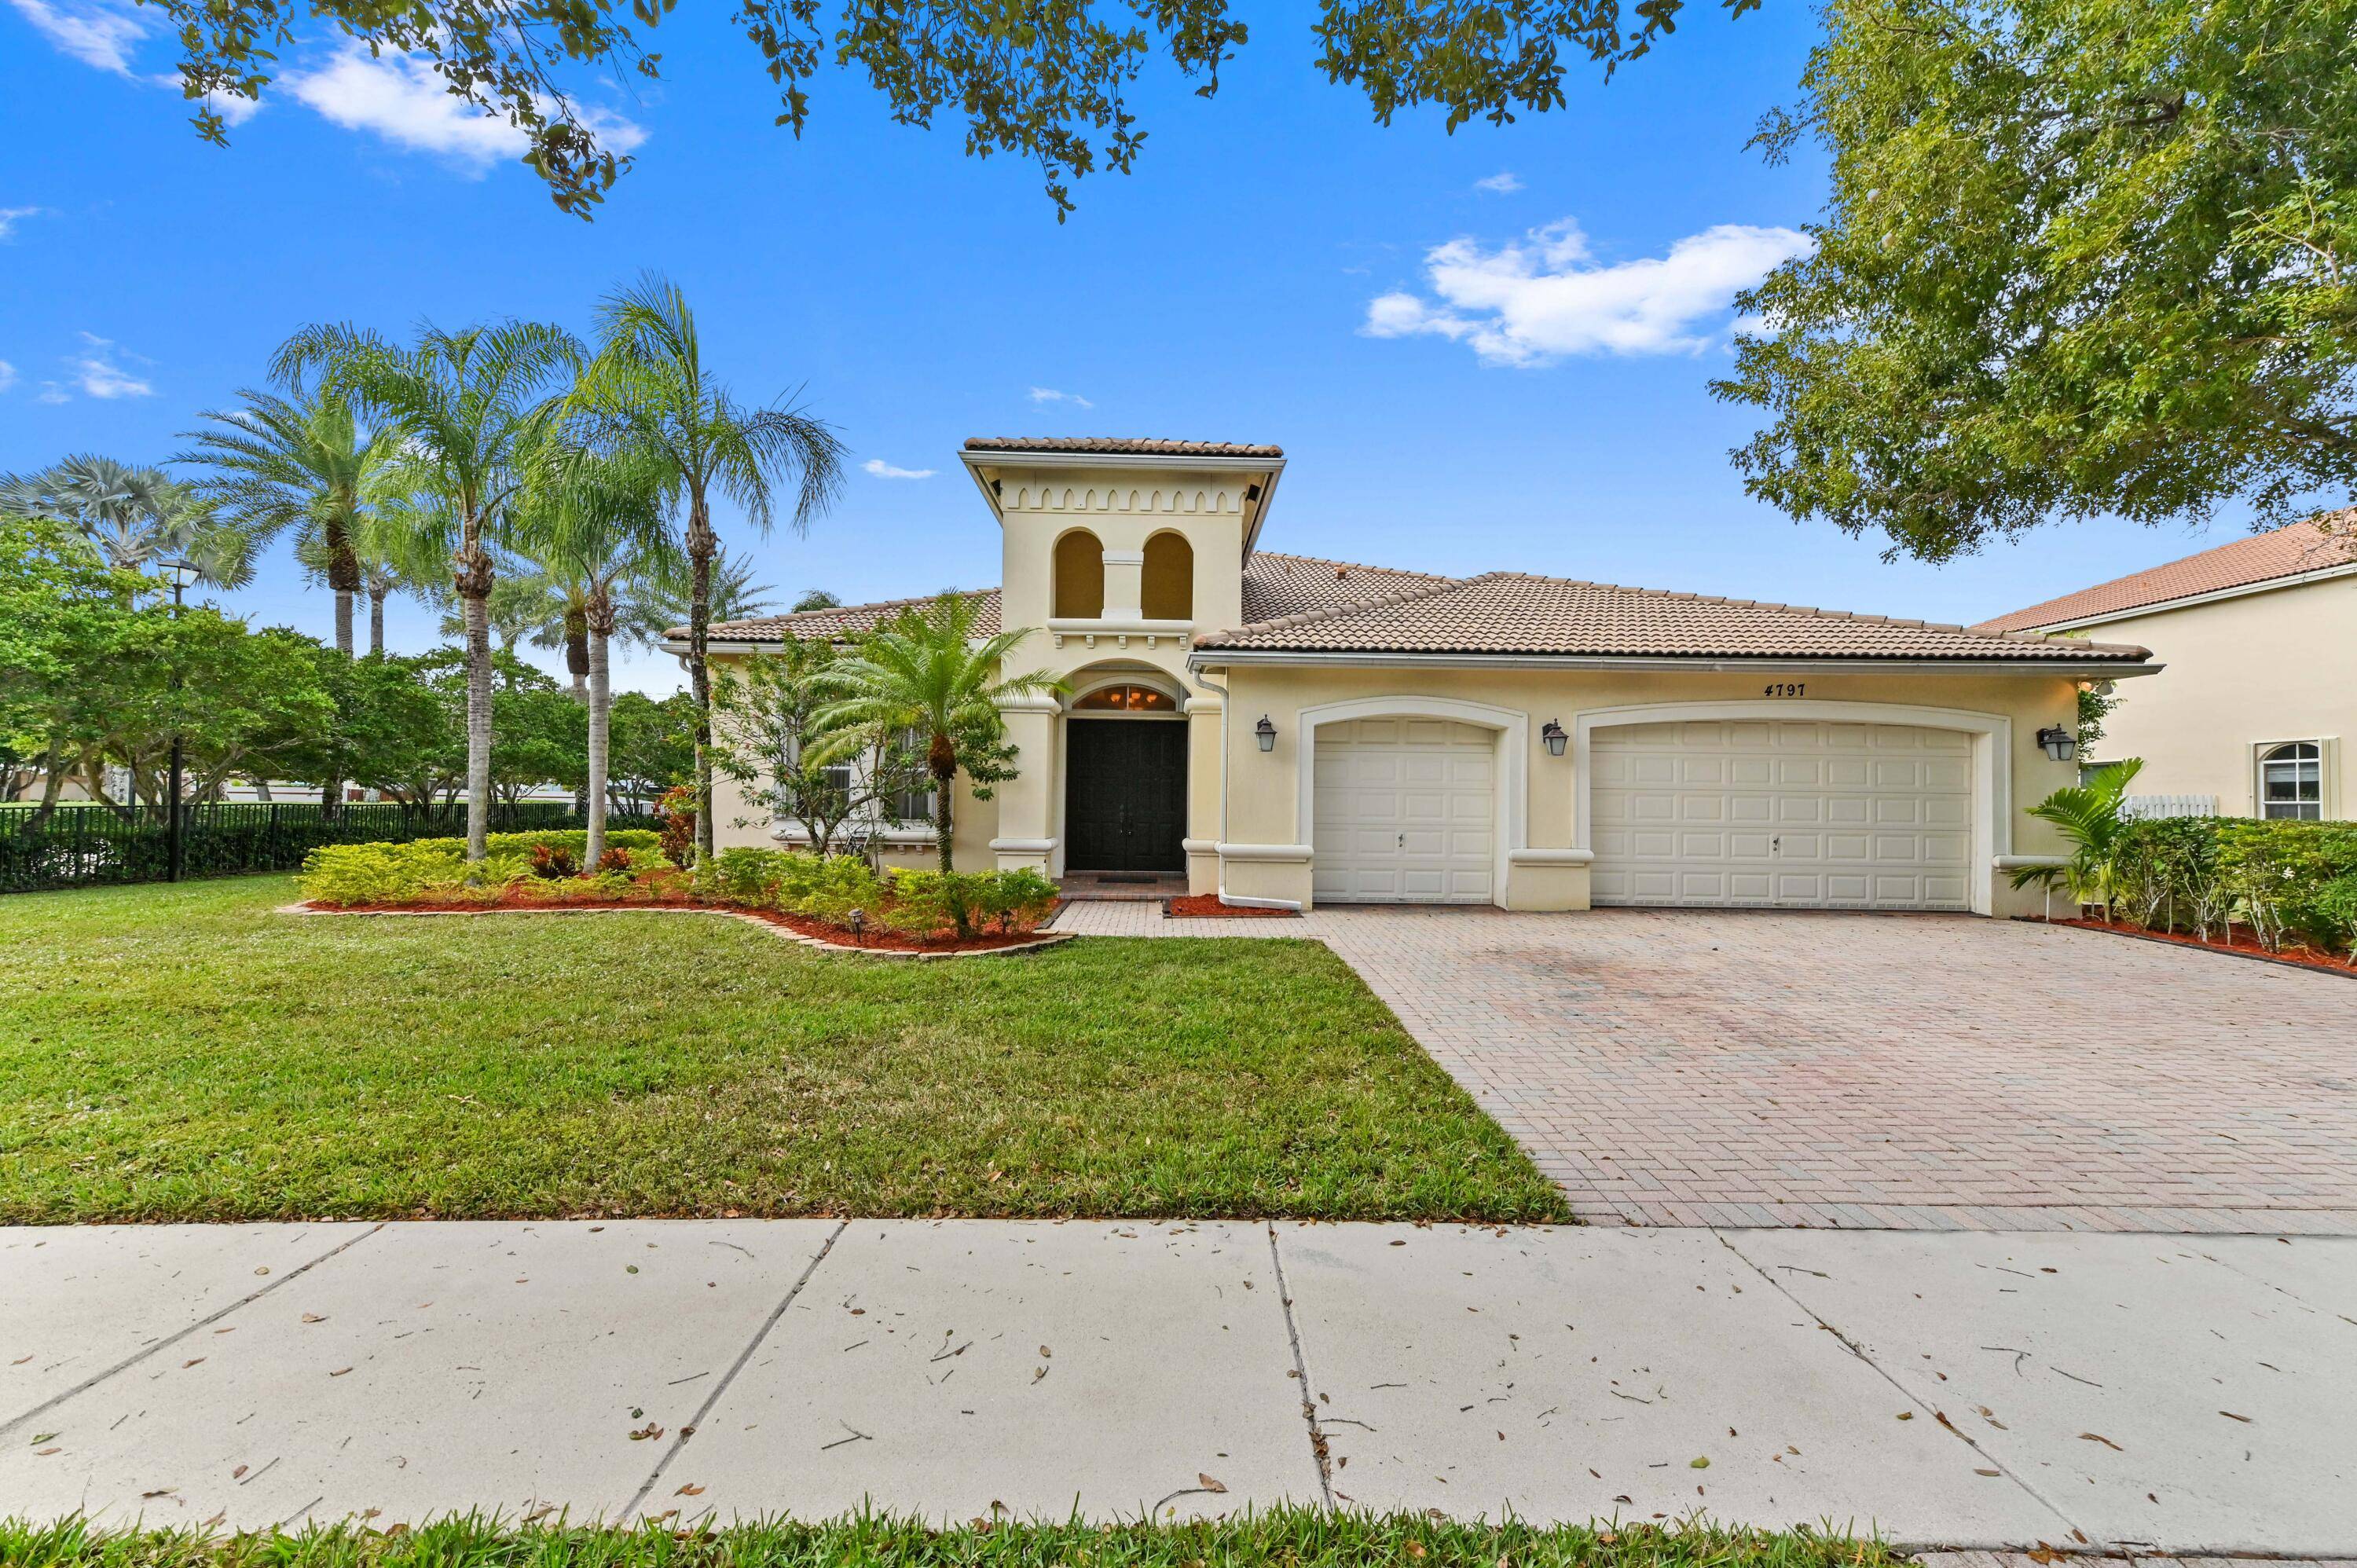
[1592, 720, 1972, 911]
[1314, 720, 1496, 904]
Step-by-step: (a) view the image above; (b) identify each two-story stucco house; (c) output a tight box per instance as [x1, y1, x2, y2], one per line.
[1978, 515, 2355, 821]
[686, 437, 2157, 914]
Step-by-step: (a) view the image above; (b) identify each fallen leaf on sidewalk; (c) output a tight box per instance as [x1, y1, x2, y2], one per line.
[1197, 1474, 1226, 1493]
[1689, 1457, 1710, 1469]
[328, 1368, 352, 1377]
[676, 1484, 706, 1497]
[2220, 1411, 2252, 1423]
[301, 1314, 327, 1324]
[182, 1359, 204, 1369]
[2078, 1433, 2123, 1451]
[629, 1423, 665, 1442]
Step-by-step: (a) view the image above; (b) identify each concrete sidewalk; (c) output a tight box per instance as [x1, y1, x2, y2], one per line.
[2, 1222, 2349, 1555]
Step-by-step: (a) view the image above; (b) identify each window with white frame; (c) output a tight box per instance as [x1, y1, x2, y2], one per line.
[889, 727, 935, 823]
[2258, 742, 2323, 819]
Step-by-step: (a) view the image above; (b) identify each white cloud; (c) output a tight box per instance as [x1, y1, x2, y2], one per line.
[1472, 171, 1523, 194]
[1028, 387, 1094, 409]
[863, 458, 935, 480]
[36, 383, 71, 405]
[1363, 218, 1814, 366]
[156, 72, 262, 125]
[285, 45, 644, 170]
[67, 332, 154, 398]
[0, 361, 16, 392]
[0, 205, 47, 240]
[6, 0, 144, 73]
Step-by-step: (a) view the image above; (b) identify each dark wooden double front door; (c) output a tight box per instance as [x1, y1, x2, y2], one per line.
[1065, 720, 1187, 873]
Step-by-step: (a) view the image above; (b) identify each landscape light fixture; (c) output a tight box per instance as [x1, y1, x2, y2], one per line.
[160, 559, 202, 590]
[2036, 725, 2078, 763]
[1541, 720, 1568, 757]
[1255, 716, 1277, 753]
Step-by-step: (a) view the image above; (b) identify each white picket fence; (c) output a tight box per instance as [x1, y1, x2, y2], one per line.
[2121, 793, 2219, 820]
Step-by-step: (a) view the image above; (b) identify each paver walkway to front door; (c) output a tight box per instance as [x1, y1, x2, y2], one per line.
[1052, 903, 2357, 1233]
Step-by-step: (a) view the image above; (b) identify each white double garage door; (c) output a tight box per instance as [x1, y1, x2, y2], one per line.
[1312, 715, 1974, 910]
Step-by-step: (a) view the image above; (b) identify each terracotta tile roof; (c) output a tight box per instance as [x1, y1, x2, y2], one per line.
[1196, 571, 2151, 662]
[1974, 515, 2357, 632]
[962, 437, 1285, 459]
[701, 589, 1003, 643]
[1239, 552, 1456, 621]
[702, 555, 2150, 665]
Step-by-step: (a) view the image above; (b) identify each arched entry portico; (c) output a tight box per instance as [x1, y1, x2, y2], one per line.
[1060, 667, 1190, 874]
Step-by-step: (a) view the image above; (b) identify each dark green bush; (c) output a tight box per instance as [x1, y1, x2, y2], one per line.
[2103, 815, 2357, 953]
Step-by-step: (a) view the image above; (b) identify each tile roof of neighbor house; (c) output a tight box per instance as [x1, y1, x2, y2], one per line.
[700, 552, 2150, 663]
[962, 437, 1286, 459]
[1974, 515, 2357, 632]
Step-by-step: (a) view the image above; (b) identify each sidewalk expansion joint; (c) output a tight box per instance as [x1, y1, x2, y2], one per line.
[0, 1222, 386, 1442]
[624, 1219, 850, 1521]
[1711, 1229, 2092, 1550]
[1264, 1223, 1336, 1510]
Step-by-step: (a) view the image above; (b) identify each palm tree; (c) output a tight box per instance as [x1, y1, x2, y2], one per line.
[571, 273, 844, 863]
[436, 570, 564, 657]
[2, 455, 255, 592]
[176, 387, 393, 654]
[615, 546, 779, 651]
[510, 447, 673, 868]
[276, 321, 583, 859]
[812, 592, 1064, 871]
[2011, 757, 2146, 920]
[297, 511, 426, 657]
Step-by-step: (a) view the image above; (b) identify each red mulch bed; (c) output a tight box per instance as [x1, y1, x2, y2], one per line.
[2033, 914, 2357, 978]
[301, 892, 1063, 954]
[1164, 894, 1299, 919]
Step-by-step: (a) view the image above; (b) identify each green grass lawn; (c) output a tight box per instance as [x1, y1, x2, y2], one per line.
[0, 877, 1569, 1225]
[0, 1513, 1898, 1568]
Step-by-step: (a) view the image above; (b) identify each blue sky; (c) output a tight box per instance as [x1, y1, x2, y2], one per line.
[2, 0, 2261, 694]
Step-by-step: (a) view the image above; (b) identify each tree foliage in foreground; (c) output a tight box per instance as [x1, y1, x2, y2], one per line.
[1714, 0, 2357, 561]
[145, 0, 1751, 220]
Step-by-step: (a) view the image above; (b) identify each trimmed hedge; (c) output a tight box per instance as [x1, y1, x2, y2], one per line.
[699, 847, 1058, 937]
[299, 830, 666, 906]
[2110, 815, 2357, 953]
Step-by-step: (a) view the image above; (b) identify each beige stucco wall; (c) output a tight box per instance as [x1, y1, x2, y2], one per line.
[1200, 661, 2089, 915]
[2066, 576, 2355, 818]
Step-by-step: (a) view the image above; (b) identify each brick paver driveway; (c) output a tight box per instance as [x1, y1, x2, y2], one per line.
[1055, 901, 2357, 1232]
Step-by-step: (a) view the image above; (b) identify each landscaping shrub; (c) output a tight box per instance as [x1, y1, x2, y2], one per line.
[776, 853, 888, 927]
[296, 842, 539, 905]
[888, 866, 1058, 936]
[705, 845, 791, 907]
[529, 842, 579, 879]
[657, 783, 697, 866]
[2055, 803, 2357, 955]
[404, 829, 663, 861]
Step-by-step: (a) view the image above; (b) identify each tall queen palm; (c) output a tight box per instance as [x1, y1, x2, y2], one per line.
[176, 387, 392, 655]
[572, 274, 843, 863]
[275, 321, 582, 859]
[510, 445, 674, 868]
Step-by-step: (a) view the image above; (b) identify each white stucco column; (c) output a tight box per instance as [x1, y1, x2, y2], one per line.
[1101, 548, 1145, 620]
[991, 698, 1061, 874]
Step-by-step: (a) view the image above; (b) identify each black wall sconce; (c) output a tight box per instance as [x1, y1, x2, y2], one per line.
[1255, 715, 1277, 753]
[2035, 724, 2078, 763]
[1541, 720, 1568, 757]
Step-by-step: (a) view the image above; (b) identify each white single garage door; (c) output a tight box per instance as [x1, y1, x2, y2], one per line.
[1591, 719, 1973, 910]
[1313, 718, 1495, 903]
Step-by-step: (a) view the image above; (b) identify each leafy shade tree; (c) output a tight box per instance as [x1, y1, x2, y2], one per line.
[141, 0, 1718, 220]
[812, 592, 1062, 870]
[278, 321, 583, 859]
[279, 647, 451, 808]
[409, 648, 589, 809]
[178, 387, 393, 654]
[616, 547, 779, 651]
[574, 275, 844, 864]
[1716, 0, 2357, 561]
[790, 588, 842, 613]
[0, 514, 145, 819]
[607, 690, 695, 814]
[509, 447, 671, 866]
[1, 456, 255, 590]
[711, 636, 929, 858]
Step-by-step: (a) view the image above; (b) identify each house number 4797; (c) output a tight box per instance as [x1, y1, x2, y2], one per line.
[1763, 682, 1806, 697]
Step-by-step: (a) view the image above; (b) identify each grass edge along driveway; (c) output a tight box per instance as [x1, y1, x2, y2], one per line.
[0, 877, 1570, 1225]
[0, 1512, 1904, 1568]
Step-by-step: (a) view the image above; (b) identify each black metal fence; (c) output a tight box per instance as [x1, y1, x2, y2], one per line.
[0, 800, 664, 895]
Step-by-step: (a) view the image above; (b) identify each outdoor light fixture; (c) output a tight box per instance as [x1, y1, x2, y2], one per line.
[1255, 715, 1277, 753]
[847, 908, 867, 944]
[1541, 720, 1568, 757]
[159, 559, 202, 590]
[2036, 724, 2078, 764]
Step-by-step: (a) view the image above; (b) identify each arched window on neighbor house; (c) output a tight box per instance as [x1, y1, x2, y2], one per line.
[1142, 530, 1193, 621]
[1053, 529, 1104, 619]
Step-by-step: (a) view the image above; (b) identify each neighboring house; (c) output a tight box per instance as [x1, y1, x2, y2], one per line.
[677, 438, 2156, 914]
[1978, 516, 2356, 822]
